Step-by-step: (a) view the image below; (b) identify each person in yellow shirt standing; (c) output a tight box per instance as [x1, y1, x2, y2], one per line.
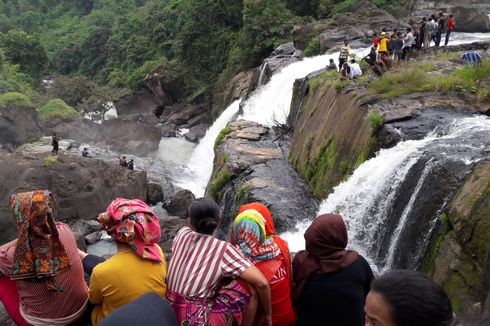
[377, 32, 388, 59]
[83, 198, 167, 326]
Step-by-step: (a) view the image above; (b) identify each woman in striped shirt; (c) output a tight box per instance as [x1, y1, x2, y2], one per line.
[166, 197, 272, 326]
[0, 190, 88, 326]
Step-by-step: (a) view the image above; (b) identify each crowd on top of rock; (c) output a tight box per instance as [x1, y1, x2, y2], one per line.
[335, 12, 462, 78]
[1, 189, 486, 326]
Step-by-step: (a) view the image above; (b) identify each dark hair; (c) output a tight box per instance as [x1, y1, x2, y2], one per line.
[350, 59, 356, 63]
[84, 147, 88, 150]
[450, 14, 453, 18]
[439, 12, 444, 17]
[371, 270, 454, 326]
[188, 197, 220, 235]
[407, 27, 412, 32]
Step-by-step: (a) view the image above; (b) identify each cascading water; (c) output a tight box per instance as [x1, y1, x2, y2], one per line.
[282, 115, 490, 272]
[170, 48, 370, 194]
[172, 100, 241, 197]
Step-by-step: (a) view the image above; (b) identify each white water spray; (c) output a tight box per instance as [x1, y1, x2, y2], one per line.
[173, 100, 240, 197]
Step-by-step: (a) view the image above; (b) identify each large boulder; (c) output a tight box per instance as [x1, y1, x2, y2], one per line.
[209, 120, 319, 238]
[452, 6, 490, 32]
[0, 106, 41, 146]
[0, 152, 148, 245]
[164, 190, 196, 218]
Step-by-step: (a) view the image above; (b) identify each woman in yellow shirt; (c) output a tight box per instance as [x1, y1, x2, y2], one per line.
[83, 198, 167, 326]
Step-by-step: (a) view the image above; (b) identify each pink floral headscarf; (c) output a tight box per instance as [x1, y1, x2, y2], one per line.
[98, 198, 162, 262]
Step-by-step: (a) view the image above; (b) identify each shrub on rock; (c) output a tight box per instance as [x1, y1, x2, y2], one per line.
[0, 92, 33, 108]
[37, 99, 79, 122]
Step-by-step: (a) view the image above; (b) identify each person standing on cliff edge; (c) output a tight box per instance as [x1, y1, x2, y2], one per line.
[339, 40, 350, 70]
[51, 132, 60, 155]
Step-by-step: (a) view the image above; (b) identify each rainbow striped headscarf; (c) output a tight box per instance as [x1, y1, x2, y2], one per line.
[230, 209, 280, 262]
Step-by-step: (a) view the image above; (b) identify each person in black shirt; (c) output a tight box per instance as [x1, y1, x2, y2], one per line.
[293, 214, 374, 326]
[435, 12, 446, 47]
[51, 132, 60, 155]
[127, 159, 134, 170]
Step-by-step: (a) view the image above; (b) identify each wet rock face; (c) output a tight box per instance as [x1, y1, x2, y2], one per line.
[0, 106, 41, 146]
[427, 162, 490, 314]
[209, 120, 319, 239]
[0, 153, 148, 245]
[164, 189, 196, 218]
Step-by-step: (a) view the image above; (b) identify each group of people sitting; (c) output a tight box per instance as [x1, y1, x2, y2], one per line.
[0, 190, 487, 326]
[118, 156, 134, 170]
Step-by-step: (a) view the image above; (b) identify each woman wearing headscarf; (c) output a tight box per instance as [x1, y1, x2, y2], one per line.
[0, 190, 88, 326]
[86, 198, 167, 326]
[166, 197, 272, 326]
[231, 203, 296, 326]
[293, 214, 374, 326]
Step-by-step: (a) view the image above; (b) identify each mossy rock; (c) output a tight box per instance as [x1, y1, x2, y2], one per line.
[37, 99, 79, 122]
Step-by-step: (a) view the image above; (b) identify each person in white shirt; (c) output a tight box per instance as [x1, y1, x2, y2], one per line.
[402, 27, 414, 60]
[349, 59, 362, 79]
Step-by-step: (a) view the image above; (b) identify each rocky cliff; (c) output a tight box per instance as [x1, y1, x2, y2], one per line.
[424, 162, 490, 314]
[208, 120, 318, 239]
[0, 105, 42, 146]
[0, 152, 148, 245]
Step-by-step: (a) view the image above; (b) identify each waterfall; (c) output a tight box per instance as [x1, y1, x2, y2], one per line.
[173, 100, 240, 197]
[240, 49, 370, 126]
[257, 62, 269, 86]
[169, 31, 490, 225]
[281, 115, 490, 271]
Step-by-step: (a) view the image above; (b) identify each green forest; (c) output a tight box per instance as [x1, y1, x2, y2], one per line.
[0, 0, 404, 116]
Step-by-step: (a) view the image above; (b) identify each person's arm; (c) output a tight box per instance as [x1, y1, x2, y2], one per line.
[240, 265, 272, 326]
[0, 238, 17, 250]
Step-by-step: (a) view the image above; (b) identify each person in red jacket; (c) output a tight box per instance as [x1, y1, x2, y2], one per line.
[372, 32, 379, 49]
[445, 14, 455, 46]
[231, 203, 296, 326]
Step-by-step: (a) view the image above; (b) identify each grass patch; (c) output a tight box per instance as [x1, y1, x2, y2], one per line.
[0, 92, 33, 108]
[208, 169, 232, 202]
[368, 60, 490, 100]
[335, 79, 351, 93]
[236, 183, 250, 206]
[433, 51, 462, 62]
[368, 111, 384, 135]
[302, 138, 338, 197]
[43, 155, 58, 166]
[309, 70, 338, 92]
[37, 99, 79, 122]
[214, 126, 232, 150]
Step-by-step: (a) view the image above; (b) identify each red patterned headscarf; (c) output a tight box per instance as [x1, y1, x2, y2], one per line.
[98, 198, 162, 262]
[9, 190, 71, 291]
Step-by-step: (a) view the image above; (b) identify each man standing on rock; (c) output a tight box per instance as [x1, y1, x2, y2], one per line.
[445, 14, 455, 47]
[402, 27, 414, 60]
[435, 12, 446, 47]
[51, 132, 60, 155]
[339, 40, 350, 70]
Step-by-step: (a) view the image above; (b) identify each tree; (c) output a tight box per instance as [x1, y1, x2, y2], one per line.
[76, 85, 130, 122]
[0, 30, 47, 84]
[237, 0, 294, 68]
[47, 75, 96, 107]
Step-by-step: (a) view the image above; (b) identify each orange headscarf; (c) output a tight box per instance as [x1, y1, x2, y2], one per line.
[239, 202, 275, 236]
